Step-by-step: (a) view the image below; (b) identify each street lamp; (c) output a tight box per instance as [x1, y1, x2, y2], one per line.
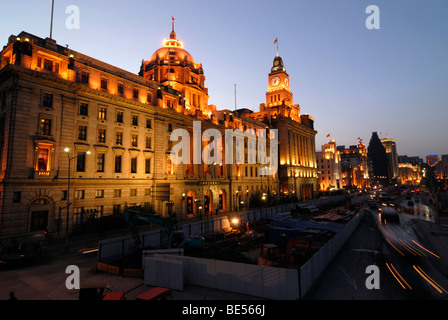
[64, 147, 90, 251]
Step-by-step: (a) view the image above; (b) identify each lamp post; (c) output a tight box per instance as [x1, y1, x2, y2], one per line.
[64, 147, 90, 251]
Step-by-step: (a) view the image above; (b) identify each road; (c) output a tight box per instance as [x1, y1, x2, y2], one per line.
[306, 199, 448, 300]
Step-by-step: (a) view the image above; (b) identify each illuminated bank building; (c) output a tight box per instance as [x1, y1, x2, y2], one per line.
[0, 26, 317, 238]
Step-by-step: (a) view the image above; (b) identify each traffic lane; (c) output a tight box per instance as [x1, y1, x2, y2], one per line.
[374, 209, 448, 299]
[382, 245, 448, 299]
[306, 208, 406, 300]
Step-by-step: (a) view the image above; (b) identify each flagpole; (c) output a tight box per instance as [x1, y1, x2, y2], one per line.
[234, 84, 237, 111]
[50, 0, 55, 39]
[274, 37, 279, 57]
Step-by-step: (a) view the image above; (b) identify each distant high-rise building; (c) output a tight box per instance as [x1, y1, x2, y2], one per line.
[381, 138, 399, 180]
[367, 132, 389, 186]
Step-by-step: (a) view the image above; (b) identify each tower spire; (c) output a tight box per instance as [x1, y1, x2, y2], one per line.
[170, 16, 176, 39]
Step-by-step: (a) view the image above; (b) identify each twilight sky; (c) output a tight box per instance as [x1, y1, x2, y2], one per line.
[2, 0, 447, 160]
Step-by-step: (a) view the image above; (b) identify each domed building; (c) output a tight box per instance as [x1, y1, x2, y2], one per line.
[139, 23, 210, 117]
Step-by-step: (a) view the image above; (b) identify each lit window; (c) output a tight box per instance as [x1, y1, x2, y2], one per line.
[115, 132, 123, 145]
[98, 128, 106, 143]
[78, 126, 87, 141]
[98, 107, 107, 120]
[131, 134, 138, 147]
[36, 148, 50, 171]
[39, 118, 52, 136]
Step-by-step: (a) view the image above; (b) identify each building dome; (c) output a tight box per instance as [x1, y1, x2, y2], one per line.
[142, 27, 203, 75]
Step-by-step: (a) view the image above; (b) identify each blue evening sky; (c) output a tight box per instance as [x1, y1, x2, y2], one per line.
[1, 0, 447, 160]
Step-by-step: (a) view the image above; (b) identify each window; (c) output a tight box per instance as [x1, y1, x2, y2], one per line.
[114, 189, 121, 197]
[81, 71, 89, 84]
[98, 128, 106, 143]
[74, 190, 85, 200]
[117, 83, 124, 95]
[100, 77, 108, 90]
[42, 93, 53, 108]
[62, 190, 67, 200]
[130, 189, 137, 197]
[146, 118, 152, 129]
[147, 93, 152, 103]
[116, 111, 123, 123]
[73, 207, 84, 225]
[76, 152, 86, 172]
[113, 204, 121, 214]
[79, 103, 88, 116]
[39, 118, 52, 136]
[132, 115, 138, 126]
[54, 63, 59, 73]
[131, 134, 138, 148]
[131, 157, 137, 173]
[97, 153, 105, 172]
[37, 56, 42, 68]
[115, 131, 123, 145]
[95, 189, 104, 198]
[145, 136, 152, 149]
[43, 58, 53, 71]
[96, 205, 104, 218]
[168, 123, 172, 132]
[145, 188, 151, 196]
[133, 89, 139, 99]
[98, 107, 107, 120]
[13, 191, 21, 203]
[78, 126, 87, 141]
[145, 158, 151, 174]
[115, 155, 122, 173]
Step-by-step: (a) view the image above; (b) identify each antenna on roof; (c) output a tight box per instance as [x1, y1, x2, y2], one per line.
[49, 0, 55, 39]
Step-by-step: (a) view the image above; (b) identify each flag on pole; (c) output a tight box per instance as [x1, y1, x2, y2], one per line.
[326, 134, 330, 138]
[274, 38, 278, 44]
[172, 16, 175, 21]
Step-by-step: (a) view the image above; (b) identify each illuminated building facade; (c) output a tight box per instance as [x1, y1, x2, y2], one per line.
[316, 139, 341, 191]
[398, 163, 421, 185]
[434, 155, 448, 180]
[0, 29, 278, 237]
[337, 141, 370, 189]
[242, 55, 317, 201]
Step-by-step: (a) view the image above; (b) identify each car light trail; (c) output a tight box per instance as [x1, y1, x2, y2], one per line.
[413, 265, 448, 294]
[386, 238, 405, 256]
[399, 239, 424, 257]
[386, 263, 412, 290]
[412, 241, 440, 259]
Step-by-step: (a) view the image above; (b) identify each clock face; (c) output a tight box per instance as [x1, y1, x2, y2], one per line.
[284, 77, 289, 87]
[271, 76, 280, 87]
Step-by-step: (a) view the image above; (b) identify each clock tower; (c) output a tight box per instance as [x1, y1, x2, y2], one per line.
[266, 55, 293, 107]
